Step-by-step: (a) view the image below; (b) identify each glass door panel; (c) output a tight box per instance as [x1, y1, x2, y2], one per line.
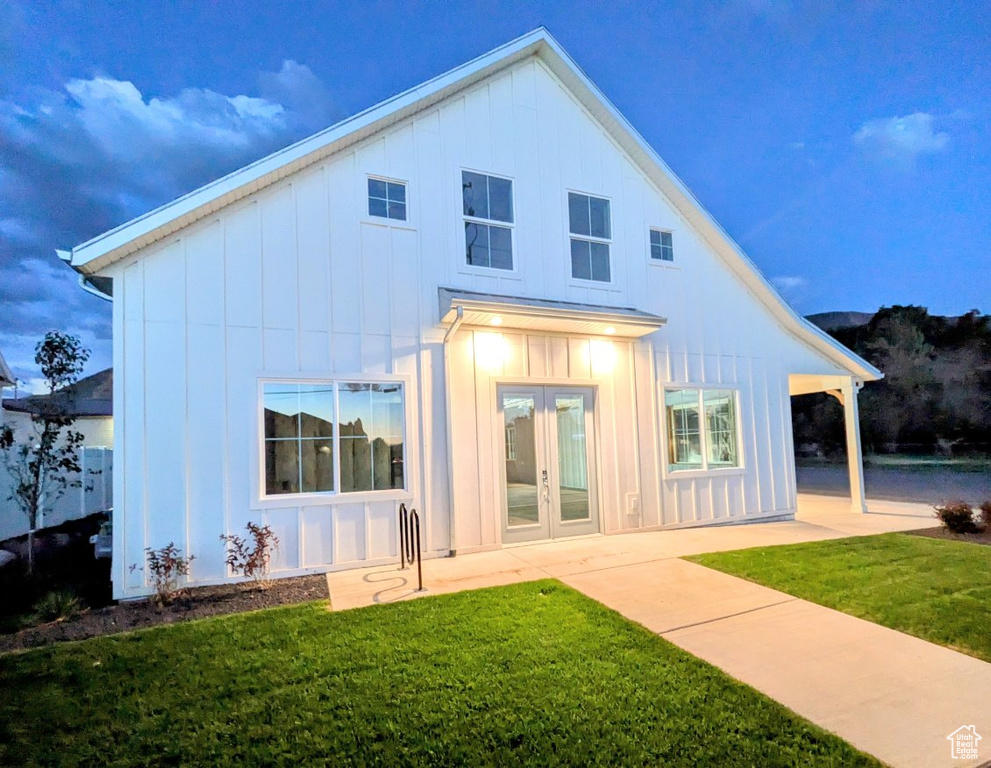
[502, 393, 539, 527]
[555, 395, 590, 522]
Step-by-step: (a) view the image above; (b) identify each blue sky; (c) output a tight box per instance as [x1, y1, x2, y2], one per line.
[1, 0, 988, 386]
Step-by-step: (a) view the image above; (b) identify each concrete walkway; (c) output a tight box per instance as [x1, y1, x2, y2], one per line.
[326, 495, 990, 767]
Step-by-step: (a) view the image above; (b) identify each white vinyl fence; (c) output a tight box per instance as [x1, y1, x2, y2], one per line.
[0, 447, 113, 541]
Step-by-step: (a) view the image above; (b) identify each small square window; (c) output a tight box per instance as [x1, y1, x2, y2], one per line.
[650, 229, 674, 261]
[368, 179, 407, 221]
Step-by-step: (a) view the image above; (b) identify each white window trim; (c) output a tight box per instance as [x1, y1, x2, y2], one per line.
[649, 227, 676, 265]
[361, 174, 416, 230]
[459, 168, 518, 276]
[252, 372, 414, 509]
[660, 385, 745, 478]
[566, 189, 613, 286]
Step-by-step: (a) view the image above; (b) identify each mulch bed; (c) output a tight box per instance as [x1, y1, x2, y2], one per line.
[0, 574, 329, 654]
[905, 527, 991, 547]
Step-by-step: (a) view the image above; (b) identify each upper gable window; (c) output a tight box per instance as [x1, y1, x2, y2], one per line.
[568, 192, 611, 282]
[368, 178, 407, 221]
[463, 171, 514, 270]
[650, 229, 674, 262]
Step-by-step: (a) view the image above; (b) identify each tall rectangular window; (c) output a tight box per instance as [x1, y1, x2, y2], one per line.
[650, 228, 674, 261]
[368, 178, 407, 221]
[463, 171, 513, 270]
[262, 380, 406, 496]
[338, 382, 405, 493]
[264, 383, 335, 495]
[568, 192, 611, 282]
[704, 390, 738, 466]
[665, 389, 702, 470]
[665, 388, 740, 471]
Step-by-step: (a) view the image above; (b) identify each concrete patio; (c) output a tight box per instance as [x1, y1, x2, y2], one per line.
[326, 494, 935, 610]
[326, 494, 990, 768]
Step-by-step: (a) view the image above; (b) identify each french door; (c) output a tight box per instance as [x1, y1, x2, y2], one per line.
[498, 385, 599, 544]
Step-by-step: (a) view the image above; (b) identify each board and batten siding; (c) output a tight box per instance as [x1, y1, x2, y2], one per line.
[108, 55, 852, 597]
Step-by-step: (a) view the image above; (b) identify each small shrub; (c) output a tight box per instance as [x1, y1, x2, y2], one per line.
[143, 543, 194, 605]
[220, 523, 279, 587]
[979, 501, 991, 532]
[29, 590, 83, 625]
[933, 501, 977, 534]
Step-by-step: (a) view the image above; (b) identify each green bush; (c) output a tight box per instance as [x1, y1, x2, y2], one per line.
[28, 590, 83, 625]
[933, 501, 977, 534]
[979, 501, 991, 532]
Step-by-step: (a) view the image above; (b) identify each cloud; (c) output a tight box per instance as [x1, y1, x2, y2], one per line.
[770, 275, 809, 306]
[853, 112, 951, 161]
[0, 61, 341, 384]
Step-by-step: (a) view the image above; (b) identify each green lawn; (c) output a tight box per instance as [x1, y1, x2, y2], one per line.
[689, 533, 991, 663]
[0, 580, 875, 767]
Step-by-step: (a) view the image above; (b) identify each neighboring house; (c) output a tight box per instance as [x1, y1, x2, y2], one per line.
[0, 369, 114, 540]
[0, 349, 13, 390]
[59, 29, 880, 600]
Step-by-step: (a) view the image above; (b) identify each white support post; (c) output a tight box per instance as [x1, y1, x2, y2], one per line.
[842, 380, 868, 513]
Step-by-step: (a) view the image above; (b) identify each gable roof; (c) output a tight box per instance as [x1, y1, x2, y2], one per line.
[63, 28, 880, 381]
[0, 349, 13, 388]
[2, 368, 113, 418]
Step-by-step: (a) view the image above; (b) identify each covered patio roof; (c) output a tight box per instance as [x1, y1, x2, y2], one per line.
[439, 287, 667, 338]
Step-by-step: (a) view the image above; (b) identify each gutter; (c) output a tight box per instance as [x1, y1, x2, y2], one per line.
[442, 306, 465, 555]
[57, 250, 113, 302]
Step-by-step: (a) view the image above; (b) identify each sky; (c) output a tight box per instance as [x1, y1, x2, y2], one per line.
[1, 0, 988, 389]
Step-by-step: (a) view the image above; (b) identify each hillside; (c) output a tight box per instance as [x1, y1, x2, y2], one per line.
[806, 311, 875, 332]
[795, 306, 991, 454]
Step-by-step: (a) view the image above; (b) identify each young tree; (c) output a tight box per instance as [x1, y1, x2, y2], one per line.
[0, 332, 90, 574]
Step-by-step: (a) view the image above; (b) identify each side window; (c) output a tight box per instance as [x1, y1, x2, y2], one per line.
[368, 178, 407, 221]
[462, 171, 514, 270]
[650, 228, 674, 262]
[568, 193, 611, 282]
[665, 388, 739, 472]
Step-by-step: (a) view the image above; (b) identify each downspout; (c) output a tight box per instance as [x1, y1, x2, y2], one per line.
[442, 305, 465, 555]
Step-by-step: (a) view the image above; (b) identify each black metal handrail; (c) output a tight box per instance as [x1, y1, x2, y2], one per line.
[399, 503, 424, 592]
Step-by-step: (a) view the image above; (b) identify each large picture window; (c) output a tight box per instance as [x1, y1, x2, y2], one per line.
[263, 380, 406, 497]
[463, 170, 514, 270]
[665, 388, 739, 471]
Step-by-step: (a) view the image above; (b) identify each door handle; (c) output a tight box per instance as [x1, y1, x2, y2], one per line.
[541, 469, 549, 501]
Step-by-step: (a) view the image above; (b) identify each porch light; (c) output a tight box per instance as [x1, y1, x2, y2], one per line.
[604, 326, 616, 335]
[589, 339, 617, 375]
[474, 332, 510, 372]
[490, 316, 502, 326]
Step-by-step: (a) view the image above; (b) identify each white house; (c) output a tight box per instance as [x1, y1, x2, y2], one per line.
[60, 29, 880, 599]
